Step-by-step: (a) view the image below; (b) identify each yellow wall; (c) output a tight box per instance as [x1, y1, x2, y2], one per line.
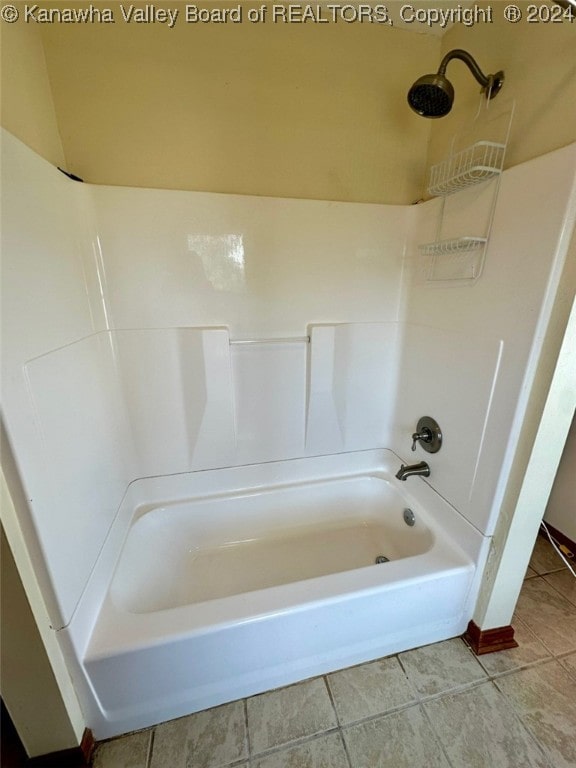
[429, 1, 576, 171]
[0, 16, 65, 167]
[0, 525, 79, 756]
[2, 3, 575, 203]
[36, 3, 438, 203]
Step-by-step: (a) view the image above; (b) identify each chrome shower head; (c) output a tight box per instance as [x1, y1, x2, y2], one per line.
[408, 49, 504, 119]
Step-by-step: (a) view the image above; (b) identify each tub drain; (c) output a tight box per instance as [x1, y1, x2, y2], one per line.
[375, 555, 390, 564]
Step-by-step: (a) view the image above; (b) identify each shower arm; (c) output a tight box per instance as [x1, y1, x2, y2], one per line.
[438, 49, 503, 98]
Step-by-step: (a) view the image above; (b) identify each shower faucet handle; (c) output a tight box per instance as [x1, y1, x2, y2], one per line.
[410, 416, 443, 454]
[411, 428, 432, 452]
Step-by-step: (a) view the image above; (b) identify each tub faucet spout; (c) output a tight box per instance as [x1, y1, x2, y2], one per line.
[395, 461, 430, 481]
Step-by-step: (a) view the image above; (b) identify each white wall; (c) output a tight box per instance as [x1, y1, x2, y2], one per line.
[478, 292, 576, 629]
[89, 184, 407, 469]
[1, 132, 407, 630]
[89, 185, 407, 335]
[544, 413, 576, 542]
[0, 130, 134, 628]
[393, 144, 576, 536]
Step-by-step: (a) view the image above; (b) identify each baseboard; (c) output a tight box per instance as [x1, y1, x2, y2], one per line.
[27, 729, 94, 767]
[539, 523, 576, 559]
[463, 620, 519, 655]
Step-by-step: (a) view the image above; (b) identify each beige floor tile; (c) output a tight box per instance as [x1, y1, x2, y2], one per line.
[495, 662, 576, 768]
[93, 731, 151, 768]
[247, 679, 337, 755]
[529, 536, 567, 575]
[424, 682, 550, 768]
[150, 701, 247, 768]
[543, 569, 576, 607]
[477, 615, 552, 677]
[558, 652, 576, 678]
[343, 705, 450, 768]
[515, 577, 576, 655]
[398, 638, 486, 697]
[326, 656, 416, 725]
[251, 732, 348, 768]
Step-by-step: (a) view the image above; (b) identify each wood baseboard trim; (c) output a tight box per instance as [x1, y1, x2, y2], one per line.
[27, 729, 94, 767]
[539, 523, 576, 558]
[463, 620, 519, 655]
[80, 729, 95, 764]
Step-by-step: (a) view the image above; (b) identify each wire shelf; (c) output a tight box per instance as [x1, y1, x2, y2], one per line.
[419, 237, 488, 256]
[427, 141, 506, 197]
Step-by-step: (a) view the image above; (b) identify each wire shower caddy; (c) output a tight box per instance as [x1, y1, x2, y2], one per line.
[419, 98, 514, 283]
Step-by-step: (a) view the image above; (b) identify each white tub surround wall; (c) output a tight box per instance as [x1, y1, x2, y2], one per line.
[1, 129, 407, 630]
[394, 144, 576, 538]
[2, 130, 575, 739]
[0, 130, 133, 628]
[114, 328, 237, 475]
[87, 186, 407, 335]
[306, 324, 399, 454]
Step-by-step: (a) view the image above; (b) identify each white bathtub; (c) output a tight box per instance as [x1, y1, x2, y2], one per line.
[62, 450, 489, 738]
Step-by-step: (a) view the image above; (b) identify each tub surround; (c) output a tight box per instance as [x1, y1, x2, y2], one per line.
[1, 129, 575, 738]
[1, 127, 406, 629]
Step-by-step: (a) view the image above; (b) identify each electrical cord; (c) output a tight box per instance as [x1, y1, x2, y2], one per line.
[540, 521, 576, 578]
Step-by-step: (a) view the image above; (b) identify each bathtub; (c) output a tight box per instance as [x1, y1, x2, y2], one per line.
[62, 449, 489, 739]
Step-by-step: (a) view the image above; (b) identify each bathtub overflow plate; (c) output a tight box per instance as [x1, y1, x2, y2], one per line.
[403, 508, 416, 527]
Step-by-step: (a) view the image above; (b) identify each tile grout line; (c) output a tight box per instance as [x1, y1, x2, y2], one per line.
[243, 698, 251, 760]
[489, 676, 556, 768]
[416, 677, 493, 705]
[98, 628, 574, 766]
[477, 654, 559, 682]
[322, 675, 354, 768]
[529, 566, 568, 577]
[322, 675, 342, 727]
[246, 726, 342, 763]
[515, 575, 576, 657]
[490, 655, 574, 689]
[339, 729, 354, 768]
[395, 651, 422, 702]
[334, 652, 567, 721]
[474, 613, 557, 675]
[424, 678, 556, 768]
[394, 645, 488, 708]
[513, 614, 576, 660]
[541, 572, 576, 609]
[336, 698, 426, 732]
[555, 649, 576, 659]
[416, 700, 458, 768]
[146, 728, 155, 768]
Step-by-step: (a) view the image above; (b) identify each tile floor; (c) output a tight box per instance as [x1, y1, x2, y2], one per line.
[93, 536, 576, 768]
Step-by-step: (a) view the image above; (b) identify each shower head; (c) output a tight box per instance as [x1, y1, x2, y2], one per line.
[408, 49, 504, 119]
[408, 73, 455, 119]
